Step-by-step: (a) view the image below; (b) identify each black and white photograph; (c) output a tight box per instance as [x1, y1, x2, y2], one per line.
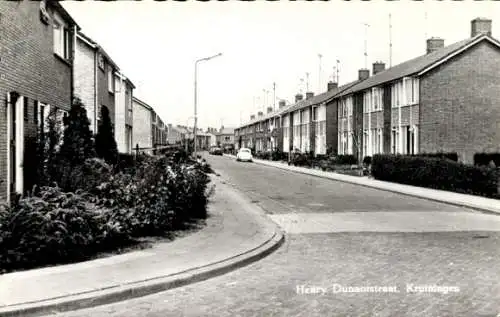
[1, 0, 500, 316]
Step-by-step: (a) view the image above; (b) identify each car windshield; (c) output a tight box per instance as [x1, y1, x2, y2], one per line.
[240, 149, 250, 153]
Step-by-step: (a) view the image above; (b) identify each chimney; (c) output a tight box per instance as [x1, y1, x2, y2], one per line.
[279, 100, 286, 108]
[426, 37, 445, 54]
[250, 115, 255, 120]
[257, 111, 264, 118]
[305, 92, 314, 100]
[267, 106, 273, 114]
[295, 94, 303, 103]
[327, 81, 338, 91]
[471, 18, 492, 37]
[358, 69, 370, 81]
[372, 62, 386, 75]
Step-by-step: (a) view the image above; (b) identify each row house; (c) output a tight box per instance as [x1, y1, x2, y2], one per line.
[152, 113, 167, 146]
[166, 124, 185, 144]
[235, 17, 500, 165]
[215, 127, 235, 149]
[114, 71, 135, 154]
[336, 18, 500, 164]
[131, 97, 168, 153]
[0, 0, 79, 201]
[74, 32, 119, 134]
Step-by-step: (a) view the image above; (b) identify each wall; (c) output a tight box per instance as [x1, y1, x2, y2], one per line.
[132, 100, 152, 150]
[0, 1, 73, 200]
[419, 40, 500, 163]
[74, 38, 96, 131]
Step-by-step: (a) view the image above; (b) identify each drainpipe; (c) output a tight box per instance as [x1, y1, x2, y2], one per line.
[399, 78, 405, 154]
[71, 25, 77, 105]
[94, 49, 98, 133]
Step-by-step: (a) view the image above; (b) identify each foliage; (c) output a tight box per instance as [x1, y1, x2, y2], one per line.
[474, 152, 500, 167]
[411, 152, 458, 162]
[330, 154, 357, 165]
[363, 156, 372, 166]
[0, 186, 132, 273]
[58, 97, 95, 168]
[95, 106, 118, 165]
[291, 152, 314, 167]
[371, 154, 499, 198]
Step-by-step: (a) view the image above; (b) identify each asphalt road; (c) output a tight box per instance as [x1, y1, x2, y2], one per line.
[55, 154, 500, 317]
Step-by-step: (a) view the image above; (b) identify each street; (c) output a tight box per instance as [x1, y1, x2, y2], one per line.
[55, 155, 500, 317]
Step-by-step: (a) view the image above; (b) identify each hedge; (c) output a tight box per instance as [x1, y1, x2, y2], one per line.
[372, 154, 499, 198]
[411, 152, 458, 162]
[474, 153, 500, 167]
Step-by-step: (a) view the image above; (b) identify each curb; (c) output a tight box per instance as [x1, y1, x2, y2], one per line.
[0, 188, 285, 317]
[223, 154, 500, 216]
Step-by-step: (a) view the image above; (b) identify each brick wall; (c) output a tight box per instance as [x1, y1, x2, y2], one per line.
[0, 1, 74, 200]
[382, 84, 392, 153]
[420, 40, 500, 163]
[132, 100, 152, 149]
[326, 100, 338, 154]
[74, 38, 96, 132]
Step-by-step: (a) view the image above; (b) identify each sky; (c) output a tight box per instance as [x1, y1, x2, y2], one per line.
[61, 0, 500, 130]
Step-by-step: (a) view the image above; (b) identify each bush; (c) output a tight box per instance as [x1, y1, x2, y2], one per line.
[372, 154, 499, 198]
[0, 186, 132, 273]
[331, 154, 357, 165]
[363, 156, 372, 166]
[291, 152, 314, 167]
[474, 153, 500, 167]
[412, 152, 458, 162]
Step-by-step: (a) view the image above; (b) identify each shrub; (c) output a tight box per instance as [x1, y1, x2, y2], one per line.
[372, 154, 499, 198]
[363, 156, 372, 166]
[331, 154, 357, 165]
[0, 186, 132, 273]
[95, 106, 119, 165]
[474, 152, 500, 167]
[412, 152, 458, 162]
[58, 97, 95, 167]
[291, 152, 314, 167]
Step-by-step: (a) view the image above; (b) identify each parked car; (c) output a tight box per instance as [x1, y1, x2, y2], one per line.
[236, 148, 253, 162]
[209, 147, 223, 155]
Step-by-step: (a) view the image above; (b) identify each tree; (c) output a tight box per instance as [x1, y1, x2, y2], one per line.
[59, 97, 95, 167]
[95, 105, 118, 164]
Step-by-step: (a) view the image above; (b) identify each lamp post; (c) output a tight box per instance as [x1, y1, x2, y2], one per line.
[194, 52, 222, 157]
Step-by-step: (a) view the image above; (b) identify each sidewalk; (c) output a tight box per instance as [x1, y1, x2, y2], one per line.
[224, 154, 500, 215]
[0, 176, 284, 317]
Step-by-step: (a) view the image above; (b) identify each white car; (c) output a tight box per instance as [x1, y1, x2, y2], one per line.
[236, 148, 253, 162]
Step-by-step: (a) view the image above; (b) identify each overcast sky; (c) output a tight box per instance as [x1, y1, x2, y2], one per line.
[62, 1, 500, 130]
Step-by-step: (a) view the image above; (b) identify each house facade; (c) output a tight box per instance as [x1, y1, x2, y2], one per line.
[132, 97, 153, 153]
[235, 18, 500, 165]
[114, 71, 135, 154]
[216, 127, 235, 149]
[0, 0, 78, 201]
[336, 18, 500, 164]
[74, 32, 119, 134]
[167, 124, 186, 144]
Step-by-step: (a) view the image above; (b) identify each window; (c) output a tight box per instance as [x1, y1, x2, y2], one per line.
[391, 81, 402, 108]
[108, 68, 114, 93]
[363, 131, 368, 157]
[98, 55, 105, 70]
[224, 136, 230, 141]
[34, 101, 38, 125]
[24, 97, 29, 121]
[312, 107, 318, 121]
[53, 17, 70, 60]
[372, 87, 383, 111]
[363, 90, 372, 113]
[391, 128, 399, 154]
[377, 128, 383, 153]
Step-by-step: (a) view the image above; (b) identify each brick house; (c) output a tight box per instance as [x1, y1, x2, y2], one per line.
[216, 127, 235, 150]
[336, 18, 500, 164]
[166, 124, 185, 145]
[132, 97, 153, 153]
[0, 0, 79, 201]
[151, 112, 167, 147]
[74, 32, 119, 135]
[114, 71, 135, 154]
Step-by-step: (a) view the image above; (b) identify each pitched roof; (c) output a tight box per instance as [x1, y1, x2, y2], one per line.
[77, 32, 120, 70]
[338, 33, 498, 97]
